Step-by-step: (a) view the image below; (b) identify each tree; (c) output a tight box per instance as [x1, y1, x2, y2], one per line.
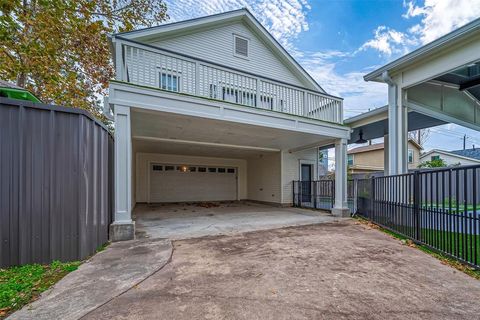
[418, 158, 447, 168]
[0, 0, 168, 121]
[408, 129, 430, 146]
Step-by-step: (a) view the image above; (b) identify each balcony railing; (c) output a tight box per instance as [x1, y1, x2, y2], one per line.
[114, 38, 344, 124]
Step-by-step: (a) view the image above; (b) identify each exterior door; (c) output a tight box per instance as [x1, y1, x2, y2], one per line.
[301, 164, 313, 203]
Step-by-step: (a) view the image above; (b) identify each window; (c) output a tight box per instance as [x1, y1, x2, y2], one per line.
[189, 167, 197, 172]
[165, 165, 175, 171]
[431, 155, 440, 161]
[198, 167, 207, 172]
[208, 167, 217, 173]
[159, 72, 179, 92]
[227, 168, 235, 173]
[408, 149, 414, 164]
[218, 168, 226, 173]
[347, 154, 354, 166]
[234, 35, 249, 58]
[152, 165, 163, 171]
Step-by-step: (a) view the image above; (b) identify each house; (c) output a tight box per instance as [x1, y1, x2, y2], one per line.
[347, 139, 422, 174]
[107, 9, 351, 240]
[420, 147, 480, 166]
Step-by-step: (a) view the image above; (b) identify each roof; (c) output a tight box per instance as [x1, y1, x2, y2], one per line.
[111, 8, 326, 93]
[421, 149, 480, 163]
[450, 148, 480, 160]
[348, 139, 422, 154]
[364, 17, 480, 82]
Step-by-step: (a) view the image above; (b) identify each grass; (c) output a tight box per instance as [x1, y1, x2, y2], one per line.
[355, 216, 480, 280]
[0, 260, 81, 318]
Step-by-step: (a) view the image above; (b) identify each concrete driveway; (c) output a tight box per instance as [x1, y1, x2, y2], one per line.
[134, 202, 340, 239]
[84, 220, 480, 320]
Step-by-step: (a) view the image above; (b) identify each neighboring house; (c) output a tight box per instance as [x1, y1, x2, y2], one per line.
[107, 9, 351, 240]
[420, 148, 480, 166]
[318, 149, 328, 178]
[347, 139, 422, 174]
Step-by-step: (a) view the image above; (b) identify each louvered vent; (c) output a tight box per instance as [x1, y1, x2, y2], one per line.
[235, 36, 248, 57]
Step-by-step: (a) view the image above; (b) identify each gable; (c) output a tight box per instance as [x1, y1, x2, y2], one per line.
[144, 21, 307, 88]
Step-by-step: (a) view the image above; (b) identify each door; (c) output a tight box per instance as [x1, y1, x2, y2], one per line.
[149, 164, 237, 202]
[301, 163, 313, 203]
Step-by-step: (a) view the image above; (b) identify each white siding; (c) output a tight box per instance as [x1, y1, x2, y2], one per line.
[281, 149, 317, 204]
[148, 22, 307, 88]
[247, 153, 282, 203]
[136, 153, 247, 203]
[420, 151, 480, 166]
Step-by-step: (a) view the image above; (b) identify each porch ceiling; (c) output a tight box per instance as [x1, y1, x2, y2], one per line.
[131, 109, 336, 152]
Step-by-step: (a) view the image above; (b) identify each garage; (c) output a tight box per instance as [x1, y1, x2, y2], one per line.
[149, 163, 238, 202]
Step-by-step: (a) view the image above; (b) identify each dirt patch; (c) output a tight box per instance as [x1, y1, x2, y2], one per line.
[86, 220, 480, 320]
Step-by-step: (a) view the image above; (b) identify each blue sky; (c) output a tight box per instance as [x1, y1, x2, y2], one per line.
[164, 0, 480, 152]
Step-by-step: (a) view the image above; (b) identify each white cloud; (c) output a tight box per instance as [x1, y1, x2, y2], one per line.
[359, 26, 417, 56]
[404, 0, 480, 44]
[298, 52, 387, 117]
[164, 0, 310, 47]
[362, 0, 480, 56]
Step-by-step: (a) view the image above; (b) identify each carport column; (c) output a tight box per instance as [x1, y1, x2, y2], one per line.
[385, 73, 408, 175]
[332, 138, 349, 217]
[110, 105, 135, 241]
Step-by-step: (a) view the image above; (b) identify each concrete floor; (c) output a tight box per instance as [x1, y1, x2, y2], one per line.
[85, 220, 480, 320]
[134, 202, 340, 240]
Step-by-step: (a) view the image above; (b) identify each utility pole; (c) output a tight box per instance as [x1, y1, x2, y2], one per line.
[463, 134, 466, 150]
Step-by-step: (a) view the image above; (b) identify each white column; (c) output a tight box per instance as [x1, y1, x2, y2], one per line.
[388, 84, 408, 175]
[110, 104, 134, 241]
[332, 138, 349, 217]
[384, 134, 389, 175]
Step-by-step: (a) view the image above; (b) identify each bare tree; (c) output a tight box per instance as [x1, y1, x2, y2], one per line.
[408, 129, 430, 146]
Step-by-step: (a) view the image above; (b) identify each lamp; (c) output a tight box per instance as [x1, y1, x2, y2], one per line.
[355, 130, 368, 144]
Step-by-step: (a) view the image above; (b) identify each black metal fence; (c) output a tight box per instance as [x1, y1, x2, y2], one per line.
[356, 165, 480, 269]
[293, 180, 357, 213]
[0, 98, 114, 267]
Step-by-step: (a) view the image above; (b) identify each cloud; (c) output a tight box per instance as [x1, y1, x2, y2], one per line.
[298, 52, 387, 117]
[403, 0, 480, 44]
[361, 0, 480, 56]
[164, 0, 310, 47]
[359, 26, 417, 56]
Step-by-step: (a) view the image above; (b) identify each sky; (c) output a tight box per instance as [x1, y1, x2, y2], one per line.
[162, 0, 480, 152]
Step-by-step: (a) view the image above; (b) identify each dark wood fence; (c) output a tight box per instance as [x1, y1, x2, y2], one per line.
[0, 98, 114, 267]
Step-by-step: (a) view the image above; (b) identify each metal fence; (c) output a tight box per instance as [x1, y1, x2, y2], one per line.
[356, 165, 480, 269]
[0, 98, 114, 267]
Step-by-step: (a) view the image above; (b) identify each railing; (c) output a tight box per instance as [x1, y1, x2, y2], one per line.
[356, 165, 480, 269]
[116, 39, 343, 124]
[292, 180, 357, 212]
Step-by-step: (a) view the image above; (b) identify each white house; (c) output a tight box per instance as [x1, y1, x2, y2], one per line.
[420, 148, 480, 166]
[107, 9, 351, 240]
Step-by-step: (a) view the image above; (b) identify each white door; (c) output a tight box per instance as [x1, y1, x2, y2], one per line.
[149, 164, 237, 202]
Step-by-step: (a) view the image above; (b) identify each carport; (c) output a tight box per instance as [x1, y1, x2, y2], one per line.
[363, 17, 480, 174]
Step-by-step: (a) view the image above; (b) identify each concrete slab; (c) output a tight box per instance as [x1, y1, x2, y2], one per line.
[134, 202, 343, 240]
[8, 238, 172, 320]
[85, 221, 480, 320]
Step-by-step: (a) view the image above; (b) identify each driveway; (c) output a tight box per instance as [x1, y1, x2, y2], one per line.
[84, 220, 480, 320]
[134, 202, 340, 239]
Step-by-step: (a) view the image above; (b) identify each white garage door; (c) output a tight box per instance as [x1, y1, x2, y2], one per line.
[149, 164, 237, 202]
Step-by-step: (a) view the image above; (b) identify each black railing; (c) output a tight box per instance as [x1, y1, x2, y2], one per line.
[356, 165, 480, 269]
[293, 180, 357, 213]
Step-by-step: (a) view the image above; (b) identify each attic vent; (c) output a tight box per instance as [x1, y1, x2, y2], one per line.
[234, 35, 249, 57]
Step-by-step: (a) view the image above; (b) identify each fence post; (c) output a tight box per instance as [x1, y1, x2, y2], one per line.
[313, 181, 317, 209]
[413, 171, 421, 240]
[370, 177, 375, 219]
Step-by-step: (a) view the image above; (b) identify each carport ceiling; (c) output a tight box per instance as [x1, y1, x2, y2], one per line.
[131, 109, 334, 151]
[434, 61, 480, 102]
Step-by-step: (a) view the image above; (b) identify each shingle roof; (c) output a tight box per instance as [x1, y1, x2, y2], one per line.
[450, 148, 480, 160]
[348, 143, 384, 154]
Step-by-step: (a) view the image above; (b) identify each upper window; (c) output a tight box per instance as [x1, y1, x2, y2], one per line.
[431, 155, 440, 161]
[159, 72, 179, 92]
[234, 35, 249, 58]
[408, 149, 414, 164]
[347, 154, 354, 166]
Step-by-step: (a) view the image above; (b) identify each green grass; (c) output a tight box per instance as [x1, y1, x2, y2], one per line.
[419, 229, 480, 263]
[0, 260, 80, 318]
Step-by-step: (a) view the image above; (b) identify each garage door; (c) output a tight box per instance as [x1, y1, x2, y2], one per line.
[149, 164, 237, 202]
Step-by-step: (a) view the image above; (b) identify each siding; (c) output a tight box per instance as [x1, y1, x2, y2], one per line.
[148, 22, 307, 88]
[247, 153, 282, 203]
[0, 98, 113, 267]
[420, 152, 480, 166]
[135, 153, 247, 202]
[281, 149, 317, 204]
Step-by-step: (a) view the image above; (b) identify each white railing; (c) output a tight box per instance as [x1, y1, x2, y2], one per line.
[119, 41, 343, 124]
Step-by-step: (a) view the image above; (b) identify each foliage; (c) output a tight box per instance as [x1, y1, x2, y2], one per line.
[418, 158, 448, 168]
[0, 260, 80, 317]
[0, 0, 168, 122]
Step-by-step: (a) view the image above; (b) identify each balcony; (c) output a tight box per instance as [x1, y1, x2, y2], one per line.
[114, 38, 344, 124]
